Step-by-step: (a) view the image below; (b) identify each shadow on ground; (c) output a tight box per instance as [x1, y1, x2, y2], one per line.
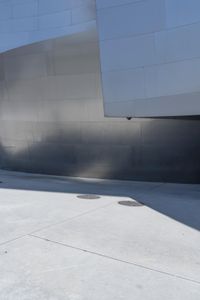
[0, 170, 200, 232]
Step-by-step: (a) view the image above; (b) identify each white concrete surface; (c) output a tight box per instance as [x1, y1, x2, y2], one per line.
[0, 170, 200, 299]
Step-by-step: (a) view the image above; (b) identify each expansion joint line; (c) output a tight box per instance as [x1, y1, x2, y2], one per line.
[29, 234, 200, 286]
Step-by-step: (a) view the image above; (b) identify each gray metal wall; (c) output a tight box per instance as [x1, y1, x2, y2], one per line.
[0, 33, 200, 183]
[0, 0, 96, 53]
[96, 0, 200, 117]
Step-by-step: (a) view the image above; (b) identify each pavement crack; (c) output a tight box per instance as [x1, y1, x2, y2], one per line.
[28, 202, 115, 236]
[0, 204, 114, 248]
[0, 234, 28, 247]
[29, 234, 200, 286]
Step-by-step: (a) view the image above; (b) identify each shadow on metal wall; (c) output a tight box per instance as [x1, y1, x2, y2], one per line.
[0, 123, 200, 184]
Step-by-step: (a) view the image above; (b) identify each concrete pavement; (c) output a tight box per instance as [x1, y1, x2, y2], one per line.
[0, 170, 199, 299]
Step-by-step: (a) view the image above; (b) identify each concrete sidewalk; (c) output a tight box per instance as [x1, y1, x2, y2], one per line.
[0, 170, 199, 299]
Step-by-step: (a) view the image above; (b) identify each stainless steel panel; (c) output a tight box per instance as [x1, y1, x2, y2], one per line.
[0, 33, 200, 183]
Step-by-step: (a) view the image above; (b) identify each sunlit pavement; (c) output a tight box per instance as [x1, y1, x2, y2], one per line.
[0, 170, 200, 300]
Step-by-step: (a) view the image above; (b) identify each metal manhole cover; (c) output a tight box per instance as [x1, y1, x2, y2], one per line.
[118, 200, 144, 207]
[77, 194, 101, 200]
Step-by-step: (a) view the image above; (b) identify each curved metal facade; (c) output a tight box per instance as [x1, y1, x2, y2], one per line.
[0, 33, 200, 183]
[0, 0, 200, 183]
[0, 0, 96, 53]
[96, 0, 200, 117]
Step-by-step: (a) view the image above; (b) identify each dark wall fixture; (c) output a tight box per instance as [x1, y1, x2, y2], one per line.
[0, 33, 200, 183]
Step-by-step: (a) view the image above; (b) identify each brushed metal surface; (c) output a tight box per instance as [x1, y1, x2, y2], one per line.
[96, 0, 200, 117]
[0, 0, 96, 53]
[0, 32, 200, 183]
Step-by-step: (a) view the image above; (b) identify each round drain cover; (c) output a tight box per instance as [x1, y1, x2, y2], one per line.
[118, 200, 144, 207]
[77, 194, 101, 200]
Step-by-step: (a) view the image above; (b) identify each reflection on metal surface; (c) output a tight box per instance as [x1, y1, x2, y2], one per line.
[0, 31, 200, 183]
[0, 0, 96, 53]
[96, 0, 200, 117]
